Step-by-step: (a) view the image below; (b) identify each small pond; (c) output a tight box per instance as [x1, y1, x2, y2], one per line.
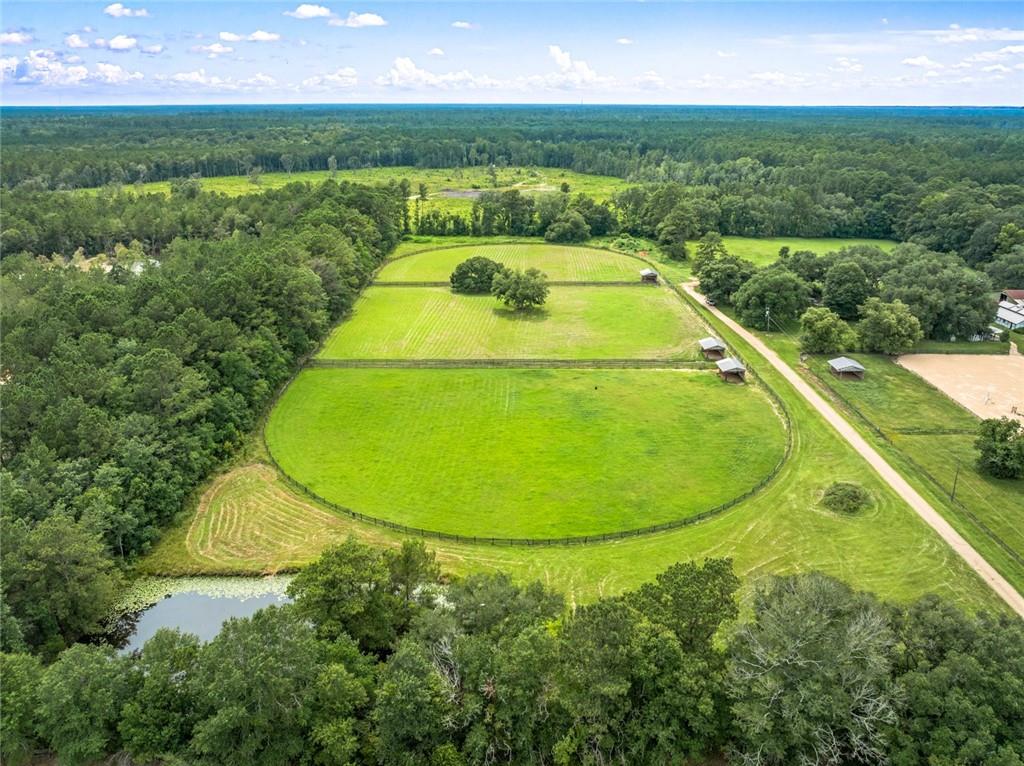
[109, 576, 294, 653]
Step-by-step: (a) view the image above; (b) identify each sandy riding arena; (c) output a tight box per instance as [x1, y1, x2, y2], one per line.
[896, 353, 1024, 423]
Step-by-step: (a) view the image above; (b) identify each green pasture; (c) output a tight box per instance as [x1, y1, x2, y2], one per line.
[146, 291, 1002, 612]
[318, 286, 704, 360]
[99, 165, 629, 204]
[807, 355, 979, 433]
[379, 243, 646, 282]
[799, 353, 1024, 593]
[265, 368, 786, 539]
[709, 236, 897, 267]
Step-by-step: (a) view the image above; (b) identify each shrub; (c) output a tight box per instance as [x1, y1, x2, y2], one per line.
[975, 417, 1024, 479]
[450, 256, 507, 294]
[544, 210, 590, 243]
[822, 482, 871, 514]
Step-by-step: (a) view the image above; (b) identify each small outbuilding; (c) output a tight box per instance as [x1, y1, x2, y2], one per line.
[639, 268, 659, 284]
[716, 357, 746, 383]
[699, 336, 727, 360]
[828, 356, 866, 380]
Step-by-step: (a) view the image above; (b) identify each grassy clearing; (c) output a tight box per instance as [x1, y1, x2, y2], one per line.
[97, 166, 629, 206]
[264, 368, 786, 539]
[807, 355, 979, 433]
[144, 322, 1000, 613]
[909, 339, 1010, 354]
[705, 236, 897, 268]
[766, 347, 1024, 595]
[318, 286, 703, 360]
[379, 243, 646, 282]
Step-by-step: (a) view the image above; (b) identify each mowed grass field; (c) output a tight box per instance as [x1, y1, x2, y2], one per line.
[705, 236, 897, 267]
[96, 166, 628, 209]
[144, 301, 1001, 612]
[318, 286, 703, 360]
[265, 368, 786, 539]
[806, 354, 1024, 593]
[378, 243, 645, 282]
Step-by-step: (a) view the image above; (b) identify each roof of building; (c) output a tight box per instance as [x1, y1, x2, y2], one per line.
[699, 336, 726, 351]
[716, 357, 746, 374]
[639, 268, 658, 277]
[828, 356, 866, 373]
[1002, 289, 1024, 300]
[997, 303, 1024, 326]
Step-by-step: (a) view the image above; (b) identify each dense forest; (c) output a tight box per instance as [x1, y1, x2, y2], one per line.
[3, 542, 1023, 766]
[2, 106, 1023, 248]
[1, 180, 404, 656]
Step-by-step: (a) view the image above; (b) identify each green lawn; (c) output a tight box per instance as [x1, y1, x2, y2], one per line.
[318, 286, 704, 360]
[807, 355, 979, 433]
[794, 353, 1024, 594]
[379, 243, 646, 282]
[97, 166, 629, 205]
[703, 236, 897, 268]
[891, 433, 1024, 573]
[265, 368, 786, 539]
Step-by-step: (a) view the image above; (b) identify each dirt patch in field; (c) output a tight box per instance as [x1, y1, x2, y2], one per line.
[437, 189, 483, 199]
[896, 353, 1024, 422]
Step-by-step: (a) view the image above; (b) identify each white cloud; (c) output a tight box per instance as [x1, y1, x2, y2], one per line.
[963, 45, 1024, 64]
[158, 68, 277, 90]
[634, 70, 664, 89]
[616, 37, 634, 45]
[716, 50, 736, 58]
[248, 30, 281, 41]
[192, 42, 233, 58]
[750, 71, 807, 87]
[982, 64, 1012, 73]
[284, 4, 332, 19]
[219, 32, 243, 42]
[902, 55, 943, 69]
[141, 43, 164, 55]
[544, 45, 610, 88]
[301, 65, 357, 88]
[451, 21, 475, 30]
[0, 31, 34, 45]
[2, 49, 147, 87]
[376, 57, 499, 89]
[64, 33, 89, 49]
[106, 34, 138, 51]
[94, 61, 143, 83]
[329, 12, 386, 28]
[103, 3, 149, 18]
[911, 25, 1024, 44]
[829, 56, 863, 73]
[427, 47, 444, 57]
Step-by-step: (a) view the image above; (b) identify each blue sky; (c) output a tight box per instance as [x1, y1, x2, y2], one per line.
[1, 1, 1022, 105]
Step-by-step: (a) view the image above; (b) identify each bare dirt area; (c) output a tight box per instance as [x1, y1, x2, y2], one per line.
[896, 354, 1024, 423]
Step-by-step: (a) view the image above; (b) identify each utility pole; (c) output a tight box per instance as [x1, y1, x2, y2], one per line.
[765, 306, 771, 332]
[950, 461, 960, 502]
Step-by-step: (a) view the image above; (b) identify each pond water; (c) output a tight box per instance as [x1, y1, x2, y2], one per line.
[109, 576, 294, 653]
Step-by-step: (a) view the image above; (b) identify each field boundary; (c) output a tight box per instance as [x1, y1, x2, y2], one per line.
[257, 241, 792, 548]
[308, 358, 711, 369]
[373, 280, 655, 287]
[804, 365, 1024, 570]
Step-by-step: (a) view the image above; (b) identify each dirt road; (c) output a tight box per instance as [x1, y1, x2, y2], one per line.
[682, 283, 1024, 617]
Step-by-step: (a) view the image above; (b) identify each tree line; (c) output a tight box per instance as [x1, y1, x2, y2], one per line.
[2, 540, 1022, 766]
[0, 180, 405, 657]
[3, 106, 1023, 264]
